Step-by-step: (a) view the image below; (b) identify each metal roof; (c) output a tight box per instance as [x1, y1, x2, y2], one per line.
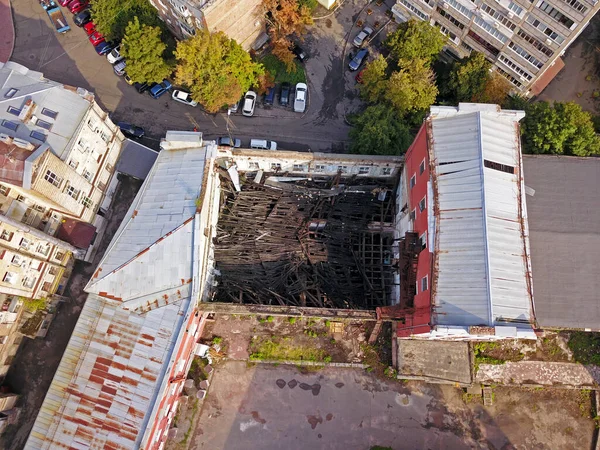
[523, 155, 600, 329]
[429, 104, 533, 328]
[116, 139, 159, 180]
[25, 139, 213, 449]
[0, 62, 92, 159]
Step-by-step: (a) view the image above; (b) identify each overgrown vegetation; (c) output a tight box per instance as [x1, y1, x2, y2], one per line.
[568, 332, 600, 366]
[249, 336, 330, 362]
[261, 54, 306, 84]
[473, 342, 506, 373]
[21, 296, 47, 312]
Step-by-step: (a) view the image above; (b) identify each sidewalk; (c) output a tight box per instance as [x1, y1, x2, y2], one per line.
[0, 0, 15, 63]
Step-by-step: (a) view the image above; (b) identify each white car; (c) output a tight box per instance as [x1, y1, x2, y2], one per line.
[353, 26, 373, 48]
[106, 46, 123, 64]
[294, 83, 307, 113]
[171, 89, 198, 107]
[242, 91, 257, 117]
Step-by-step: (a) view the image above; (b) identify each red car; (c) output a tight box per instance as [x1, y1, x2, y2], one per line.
[57, 0, 72, 6]
[355, 69, 365, 84]
[88, 31, 105, 46]
[83, 22, 96, 36]
[68, 0, 88, 13]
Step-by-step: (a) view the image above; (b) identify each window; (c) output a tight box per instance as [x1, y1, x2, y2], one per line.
[11, 255, 22, 266]
[248, 162, 259, 170]
[537, 1, 575, 28]
[508, 42, 544, 69]
[409, 208, 416, 221]
[410, 174, 416, 189]
[270, 163, 282, 171]
[106, 163, 114, 173]
[480, 3, 517, 31]
[16, 195, 25, 202]
[30, 131, 46, 142]
[358, 166, 370, 175]
[100, 131, 110, 143]
[516, 29, 554, 57]
[80, 196, 93, 209]
[6, 106, 20, 116]
[381, 167, 392, 175]
[33, 204, 45, 212]
[4, 88, 18, 99]
[42, 282, 53, 292]
[36, 119, 53, 130]
[473, 16, 509, 43]
[0, 185, 10, 196]
[419, 159, 426, 175]
[508, 1, 524, 15]
[3, 272, 17, 285]
[484, 159, 515, 174]
[293, 164, 306, 171]
[399, 0, 429, 19]
[0, 230, 13, 242]
[437, 24, 459, 42]
[65, 185, 80, 200]
[496, 67, 523, 87]
[87, 119, 97, 131]
[314, 164, 325, 173]
[22, 277, 35, 289]
[97, 181, 106, 191]
[49, 266, 59, 275]
[337, 166, 348, 173]
[560, 0, 587, 13]
[83, 170, 93, 182]
[437, 8, 466, 29]
[467, 30, 501, 56]
[77, 138, 89, 151]
[44, 170, 62, 187]
[36, 244, 50, 256]
[421, 275, 428, 292]
[419, 196, 426, 212]
[68, 159, 78, 170]
[1, 120, 18, 131]
[498, 55, 533, 80]
[420, 231, 427, 250]
[41, 108, 58, 119]
[526, 15, 565, 44]
[446, 0, 474, 19]
[55, 251, 65, 261]
[19, 237, 30, 249]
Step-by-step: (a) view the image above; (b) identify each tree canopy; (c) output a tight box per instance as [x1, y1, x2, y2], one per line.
[520, 101, 600, 156]
[263, 0, 313, 37]
[175, 31, 265, 113]
[446, 52, 491, 103]
[90, 0, 163, 41]
[349, 104, 413, 156]
[386, 19, 446, 63]
[121, 17, 172, 83]
[387, 59, 438, 115]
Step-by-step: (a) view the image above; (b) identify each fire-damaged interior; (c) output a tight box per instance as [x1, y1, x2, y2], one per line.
[211, 170, 399, 310]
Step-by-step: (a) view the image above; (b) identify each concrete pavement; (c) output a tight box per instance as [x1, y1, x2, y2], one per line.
[0, 0, 15, 62]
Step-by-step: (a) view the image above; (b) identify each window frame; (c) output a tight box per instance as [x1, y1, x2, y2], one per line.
[421, 275, 428, 292]
[410, 174, 416, 189]
[419, 196, 426, 212]
[44, 170, 62, 188]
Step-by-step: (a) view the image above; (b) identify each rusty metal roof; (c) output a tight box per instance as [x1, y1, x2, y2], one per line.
[0, 139, 36, 186]
[428, 104, 534, 328]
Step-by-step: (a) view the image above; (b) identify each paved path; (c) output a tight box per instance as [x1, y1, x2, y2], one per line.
[0, 0, 15, 62]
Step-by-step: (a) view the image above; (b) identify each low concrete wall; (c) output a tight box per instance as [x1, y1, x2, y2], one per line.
[197, 302, 378, 320]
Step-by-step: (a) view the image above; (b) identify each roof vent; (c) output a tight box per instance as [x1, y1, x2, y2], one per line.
[18, 99, 36, 123]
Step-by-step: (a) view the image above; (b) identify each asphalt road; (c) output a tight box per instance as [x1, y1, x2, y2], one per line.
[8, 0, 390, 152]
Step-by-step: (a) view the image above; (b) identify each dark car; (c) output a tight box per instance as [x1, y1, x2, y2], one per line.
[73, 9, 91, 27]
[279, 82, 290, 107]
[348, 48, 369, 71]
[292, 45, 308, 62]
[94, 41, 117, 56]
[134, 82, 149, 94]
[148, 80, 172, 99]
[263, 86, 276, 106]
[217, 136, 241, 148]
[117, 122, 145, 139]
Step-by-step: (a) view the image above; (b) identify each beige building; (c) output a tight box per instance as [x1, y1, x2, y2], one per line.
[392, 0, 600, 95]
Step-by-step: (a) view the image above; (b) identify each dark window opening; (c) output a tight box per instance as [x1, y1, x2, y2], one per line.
[484, 159, 515, 174]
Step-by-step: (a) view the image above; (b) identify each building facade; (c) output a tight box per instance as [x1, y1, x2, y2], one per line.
[392, 0, 600, 95]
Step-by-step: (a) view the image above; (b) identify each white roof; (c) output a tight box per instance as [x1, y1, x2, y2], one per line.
[429, 104, 533, 328]
[25, 138, 214, 449]
[0, 62, 92, 159]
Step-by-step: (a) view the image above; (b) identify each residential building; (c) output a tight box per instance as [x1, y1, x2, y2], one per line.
[24, 133, 404, 449]
[390, 103, 536, 340]
[391, 0, 600, 95]
[149, 0, 266, 50]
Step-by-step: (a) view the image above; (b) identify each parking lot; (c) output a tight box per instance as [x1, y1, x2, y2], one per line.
[9, 0, 397, 152]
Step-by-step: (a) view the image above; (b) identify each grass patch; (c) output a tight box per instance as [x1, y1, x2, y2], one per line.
[261, 54, 306, 85]
[250, 336, 329, 362]
[473, 342, 506, 373]
[568, 332, 600, 365]
[181, 399, 200, 445]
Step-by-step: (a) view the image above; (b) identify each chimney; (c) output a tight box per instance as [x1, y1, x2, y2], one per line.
[18, 99, 36, 123]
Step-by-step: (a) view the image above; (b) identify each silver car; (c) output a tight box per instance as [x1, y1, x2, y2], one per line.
[293, 83, 307, 113]
[353, 26, 373, 48]
[113, 60, 126, 76]
[171, 89, 198, 107]
[242, 91, 257, 117]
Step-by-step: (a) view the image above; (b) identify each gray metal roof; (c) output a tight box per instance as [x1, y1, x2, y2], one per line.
[0, 62, 92, 159]
[429, 104, 534, 328]
[116, 139, 159, 180]
[523, 155, 600, 329]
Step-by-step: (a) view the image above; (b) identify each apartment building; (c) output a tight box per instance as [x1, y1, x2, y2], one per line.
[149, 0, 266, 50]
[392, 0, 600, 94]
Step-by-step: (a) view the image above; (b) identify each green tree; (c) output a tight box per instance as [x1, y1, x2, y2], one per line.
[21, 296, 47, 312]
[387, 59, 438, 115]
[175, 31, 265, 113]
[386, 19, 446, 64]
[473, 72, 511, 105]
[359, 55, 389, 103]
[121, 17, 172, 83]
[520, 101, 600, 156]
[349, 104, 413, 156]
[91, 0, 163, 41]
[447, 52, 491, 102]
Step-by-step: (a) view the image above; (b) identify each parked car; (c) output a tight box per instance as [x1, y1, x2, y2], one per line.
[263, 87, 276, 106]
[133, 82, 149, 94]
[217, 136, 241, 148]
[355, 69, 365, 83]
[68, 0, 88, 14]
[294, 82, 307, 113]
[292, 44, 308, 62]
[242, 90, 257, 117]
[250, 139, 277, 150]
[123, 73, 135, 85]
[353, 26, 373, 48]
[348, 48, 369, 71]
[279, 82, 290, 107]
[228, 101, 239, 114]
[83, 21, 95, 36]
[148, 80, 172, 99]
[88, 31, 105, 46]
[57, 0, 72, 6]
[94, 41, 116, 56]
[73, 9, 91, 26]
[106, 45, 122, 64]
[113, 60, 126, 76]
[117, 122, 145, 139]
[171, 89, 198, 107]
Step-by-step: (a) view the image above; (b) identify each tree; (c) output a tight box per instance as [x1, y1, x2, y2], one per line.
[447, 52, 491, 103]
[387, 59, 438, 115]
[349, 104, 413, 156]
[91, 0, 163, 41]
[263, 0, 313, 37]
[386, 19, 446, 64]
[175, 31, 265, 113]
[121, 18, 172, 83]
[520, 101, 600, 156]
[359, 55, 389, 103]
[271, 37, 296, 73]
[473, 72, 511, 105]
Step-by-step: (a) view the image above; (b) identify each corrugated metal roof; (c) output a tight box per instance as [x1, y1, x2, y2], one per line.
[116, 139, 159, 180]
[25, 142, 213, 450]
[429, 104, 533, 328]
